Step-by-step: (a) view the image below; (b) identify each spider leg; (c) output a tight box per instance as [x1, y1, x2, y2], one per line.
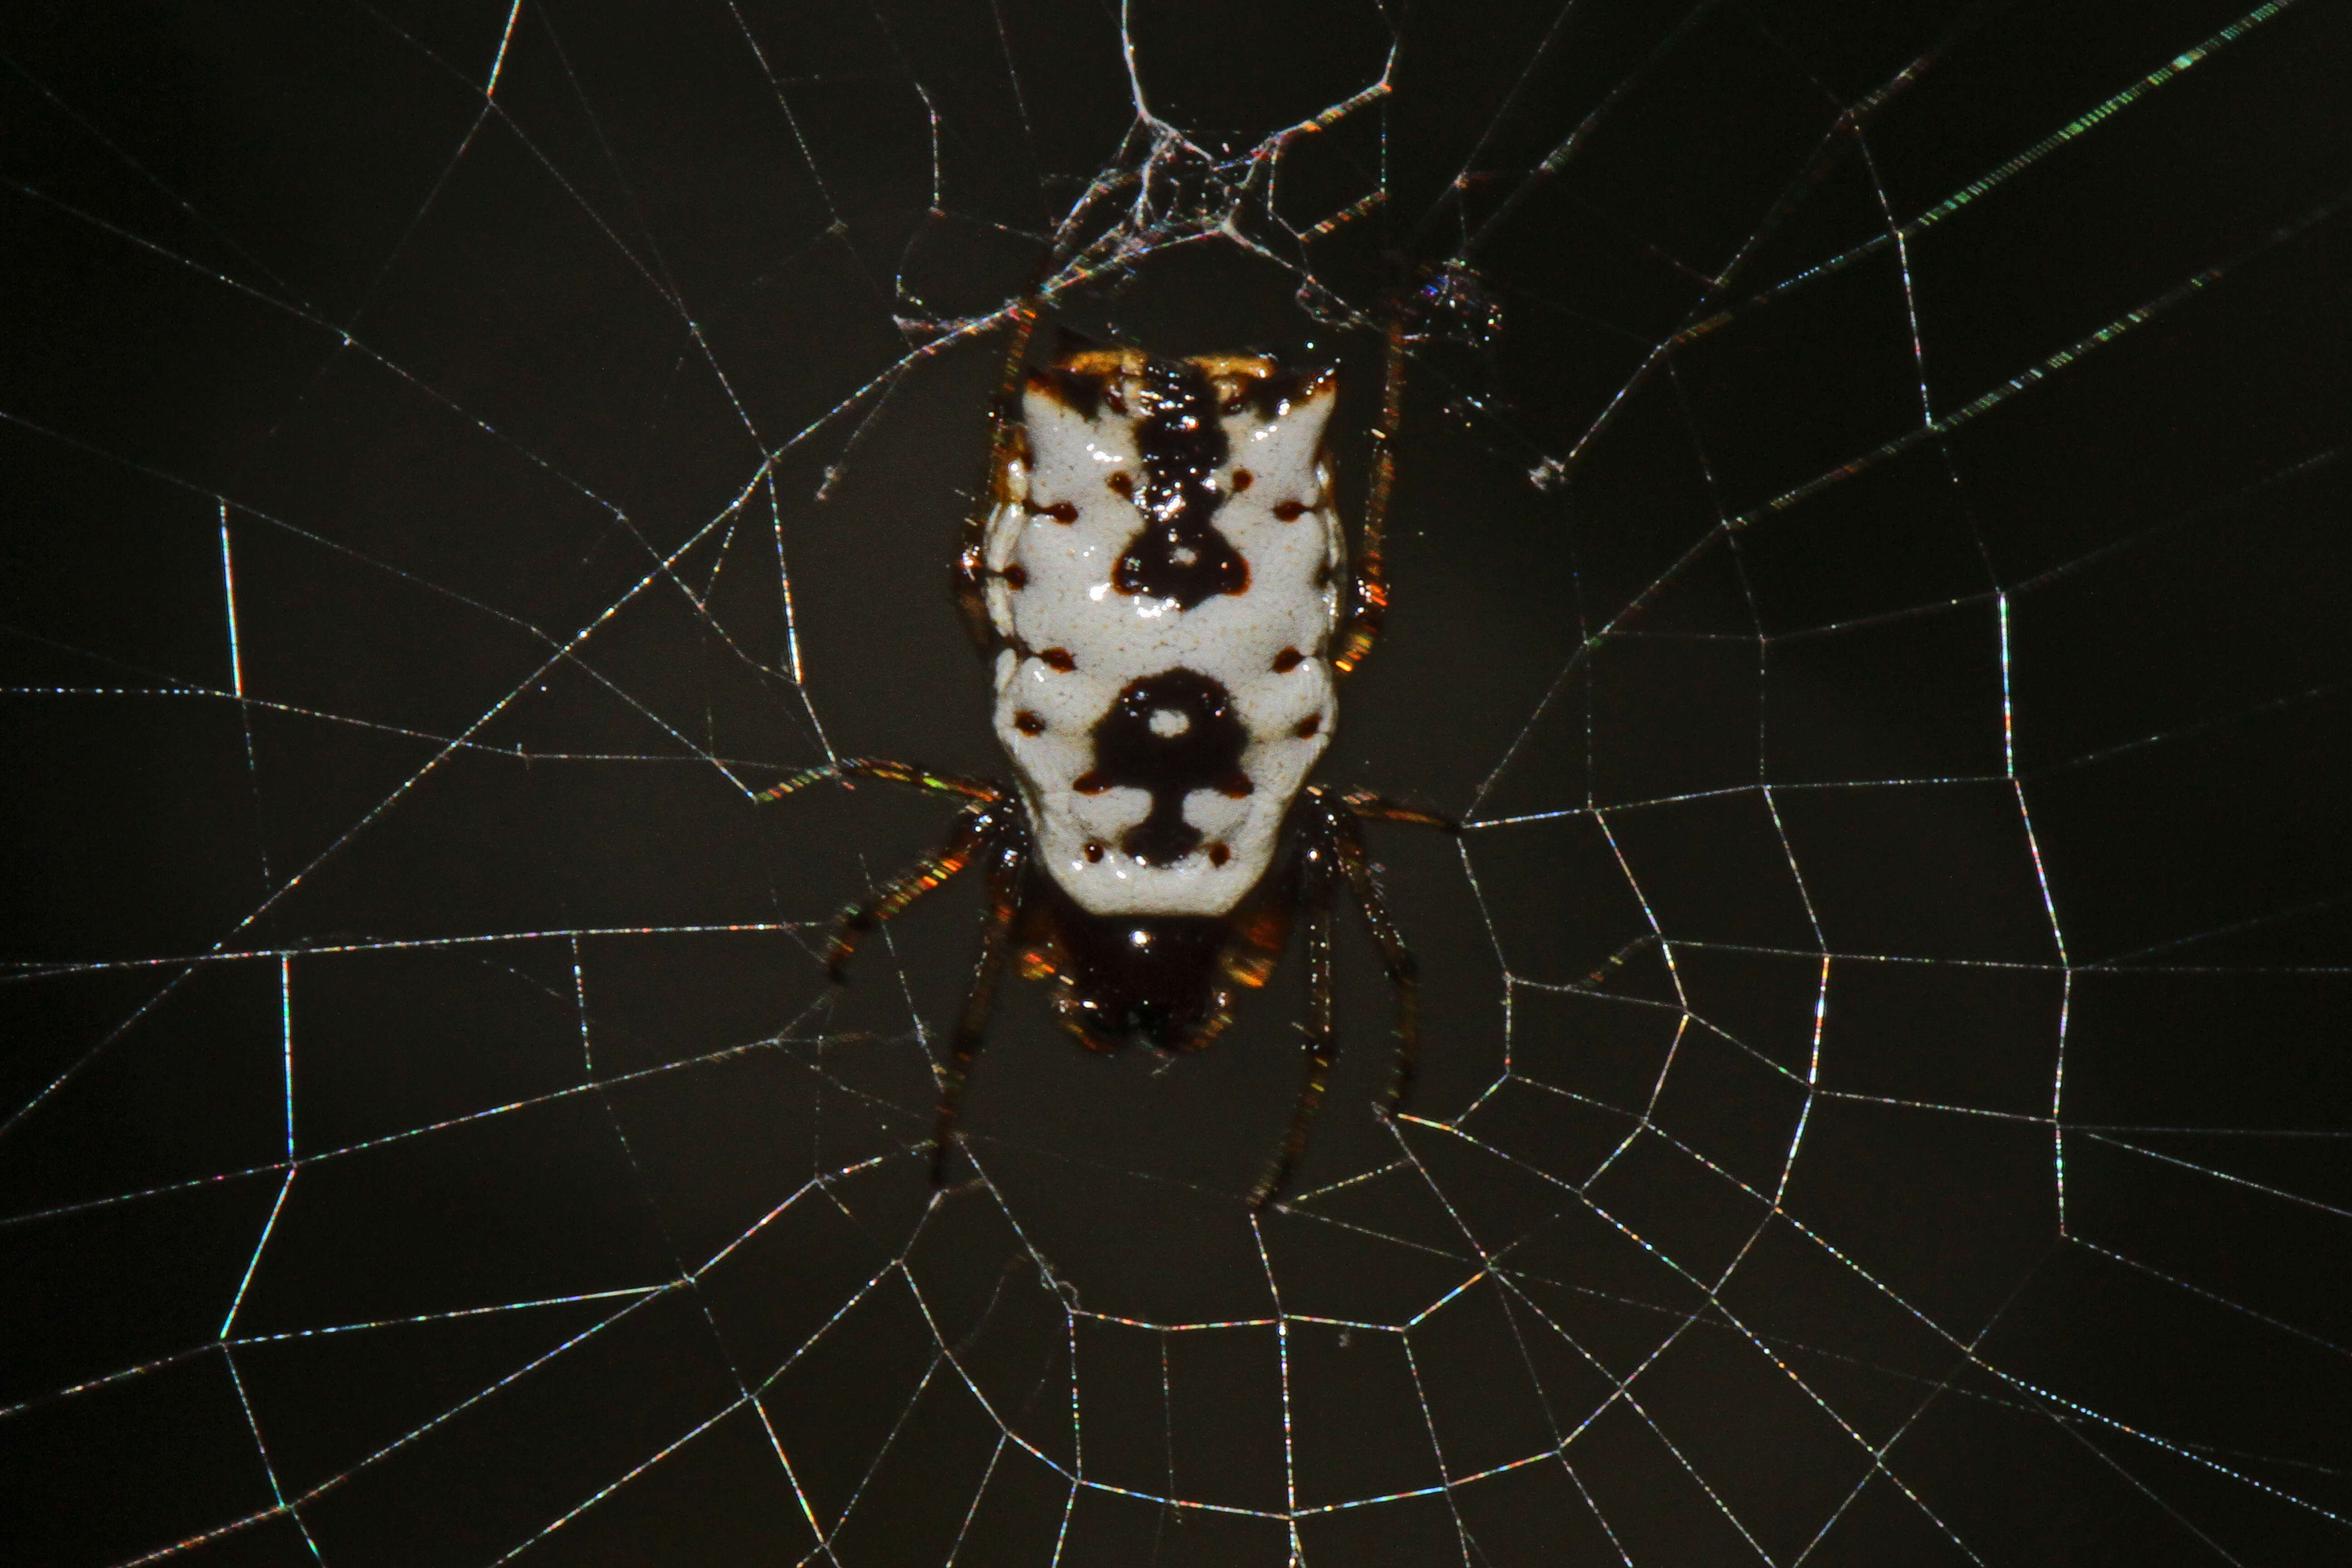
[1327, 788, 1446, 1118]
[954, 299, 1045, 650]
[1251, 840, 1337, 1211]
[932, 830, 1026, 1187]
[1330, 289, 1414, 676]
[819, 803, 998, 982]
[1337, 789, 1458, 834]
[770, 760, 1028, 1188]
[758, 756, 1003, 806]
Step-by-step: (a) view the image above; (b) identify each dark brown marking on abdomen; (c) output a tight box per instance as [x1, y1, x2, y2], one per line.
[1118, 360, 1249, 609]
[1084, 667, 1249, 866]
[1027, 365, 1109, 421]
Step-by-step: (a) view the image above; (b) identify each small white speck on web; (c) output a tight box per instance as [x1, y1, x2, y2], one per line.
[1149, 708, 1190, 737]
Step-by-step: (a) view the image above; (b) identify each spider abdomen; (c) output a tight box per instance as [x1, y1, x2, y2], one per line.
[985, 348, 1344, 918]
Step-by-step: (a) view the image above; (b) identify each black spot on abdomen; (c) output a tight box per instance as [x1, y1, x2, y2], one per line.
[1075, 669, 1250, 866]
[1029, 364, 1110, 421]
[1118, 359, 1249, 609]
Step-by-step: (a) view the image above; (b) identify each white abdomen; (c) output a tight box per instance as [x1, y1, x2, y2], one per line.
[983, 350, 1343, 917]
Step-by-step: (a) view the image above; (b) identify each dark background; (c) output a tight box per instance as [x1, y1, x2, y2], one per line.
[4, 0, 2348, 1563]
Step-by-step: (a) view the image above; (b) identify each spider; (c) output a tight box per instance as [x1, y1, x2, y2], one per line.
[766, 297, 1452, 1209]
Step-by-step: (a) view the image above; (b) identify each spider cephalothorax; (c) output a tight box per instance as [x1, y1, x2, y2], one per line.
[769, 313, 1448, 1207]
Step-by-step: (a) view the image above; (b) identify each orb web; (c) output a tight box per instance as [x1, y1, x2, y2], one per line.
[4, 1, 2348, 1563]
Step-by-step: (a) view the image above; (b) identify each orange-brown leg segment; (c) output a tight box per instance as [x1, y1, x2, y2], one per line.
[1252, 788, 1455, 1208]
[764, 757, 1027, 1187]
[932, 830, 1027, 1186]
[1251, 848, 1336, 1211]
[1325, 795, 1436, 1118]
[816, 804, 998, 983]
[1337, 789, 1457, 835]
[758, 756, 1003, 807]
[1330, 291, 1414, 677]
[953, 300, 1044, 651]
[1340, 787, 1458, 1117]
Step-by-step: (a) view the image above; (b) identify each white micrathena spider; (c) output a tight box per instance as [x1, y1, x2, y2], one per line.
[769, 289, 1452, 1208]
